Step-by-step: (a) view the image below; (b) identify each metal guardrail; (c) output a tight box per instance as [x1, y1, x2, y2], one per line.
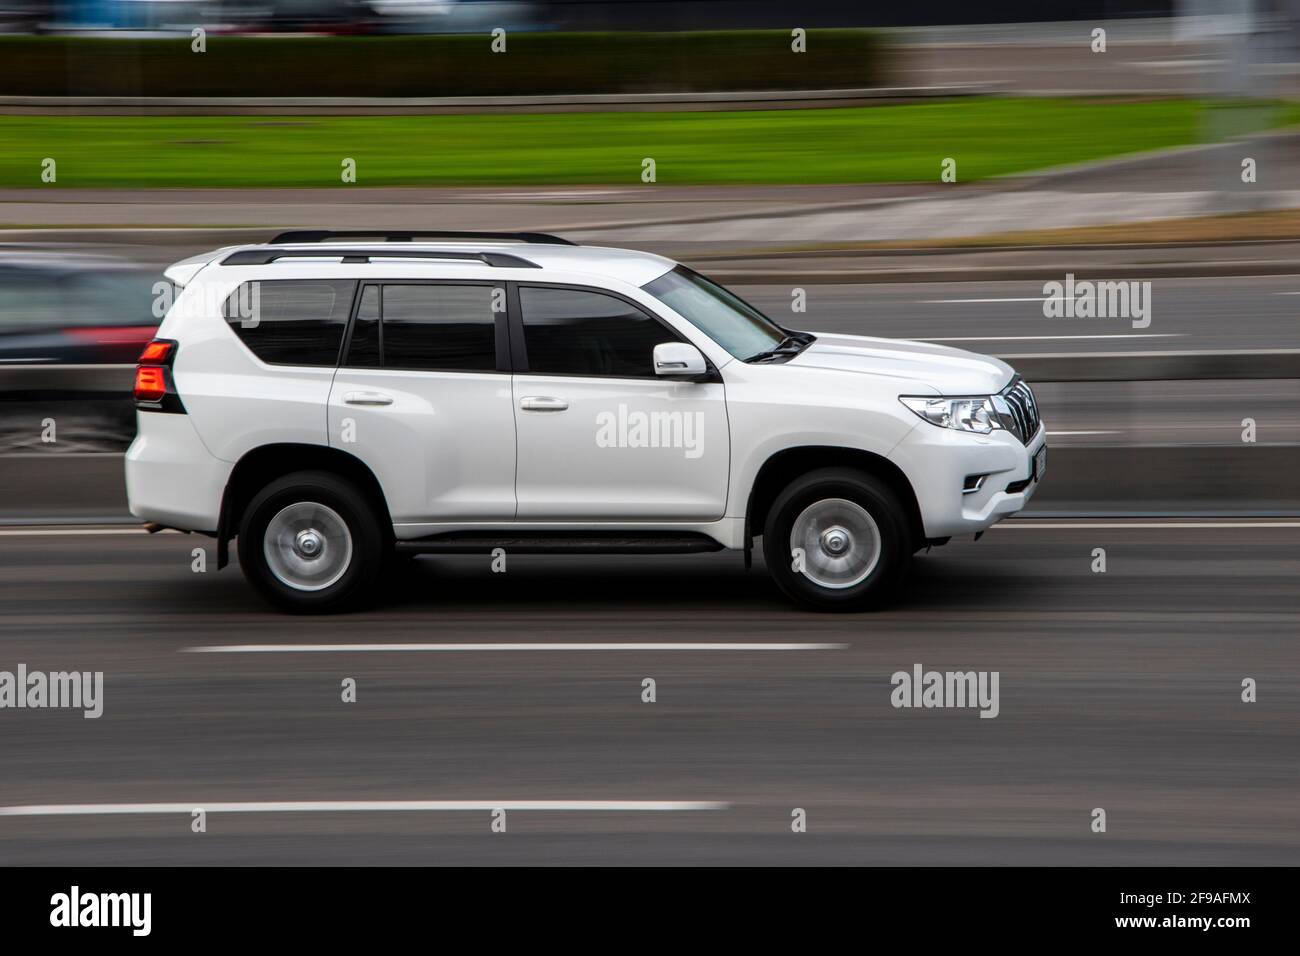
[0, 87, 992, 116]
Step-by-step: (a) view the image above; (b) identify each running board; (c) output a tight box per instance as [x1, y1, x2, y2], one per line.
[395, 532, 725, 555]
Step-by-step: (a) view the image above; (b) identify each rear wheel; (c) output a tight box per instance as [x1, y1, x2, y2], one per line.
[238, 470, 384, 613]
[761, 467, 911, 611]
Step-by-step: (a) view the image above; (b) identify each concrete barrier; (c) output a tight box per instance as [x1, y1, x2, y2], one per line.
[1008, 350, 1300, 382]
[2, 444, 1296, 524]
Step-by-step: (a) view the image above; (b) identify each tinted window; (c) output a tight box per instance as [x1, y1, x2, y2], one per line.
[344, 285, 381, 368]
[223, 279, 355, 366]
[381, 284, 497, 372]
[520, 286, 679, 378]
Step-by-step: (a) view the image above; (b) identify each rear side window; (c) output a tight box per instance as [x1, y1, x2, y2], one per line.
[519, 286, 681, 378]
[341, 283, 500, 372]
[382, 285, 497, 372]
[222, 279, 356, 367]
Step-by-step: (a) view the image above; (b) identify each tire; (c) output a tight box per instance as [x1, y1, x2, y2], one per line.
[237, 470, 385, 613]
[761, 467, 912, 611]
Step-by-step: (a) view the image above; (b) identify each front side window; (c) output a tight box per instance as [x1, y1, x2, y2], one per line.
[222, 279, 356, 367]
[641, 265, 785, 360]
[519, 285, 681, 378]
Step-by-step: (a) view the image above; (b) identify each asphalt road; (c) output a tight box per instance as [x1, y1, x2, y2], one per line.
[734, 275, 1300, 354]
[0, 522, 1295, 865]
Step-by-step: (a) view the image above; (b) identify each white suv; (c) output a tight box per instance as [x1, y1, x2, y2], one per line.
[127, 231, 1046, 612]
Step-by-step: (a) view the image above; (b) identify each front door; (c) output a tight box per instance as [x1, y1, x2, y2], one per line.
[510, 284, 729, 520]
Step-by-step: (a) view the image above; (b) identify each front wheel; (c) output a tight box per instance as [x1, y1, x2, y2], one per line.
[761, 467, 911, 611]
[237, 470, 384, 613]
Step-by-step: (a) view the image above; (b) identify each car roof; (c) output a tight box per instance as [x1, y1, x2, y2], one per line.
[182, 240, 679, 288]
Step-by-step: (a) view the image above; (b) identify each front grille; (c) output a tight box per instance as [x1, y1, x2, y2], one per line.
[998, 377, 1041, 445]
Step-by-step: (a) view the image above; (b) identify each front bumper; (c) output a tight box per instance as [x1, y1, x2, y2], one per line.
[890, 418, 1047, 539]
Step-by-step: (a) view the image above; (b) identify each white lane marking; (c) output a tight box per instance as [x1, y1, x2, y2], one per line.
[0, 527, 146, 536]
[921, 296, 1049, 303]
[924, 334, 1179, 342]
[1045, 430, 1121, 436]
[185, 642, 847, 653]
[996, 522, 1300, 529]
[997, 348, 1300, 359]
[0, 800, 728, 817]
[1133, 58, 1224, 69]
[1273, 291, 1300, 295]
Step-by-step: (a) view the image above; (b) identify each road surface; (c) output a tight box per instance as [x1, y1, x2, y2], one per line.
[0, 522, 1295, 865]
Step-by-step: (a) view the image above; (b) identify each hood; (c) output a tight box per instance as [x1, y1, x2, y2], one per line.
[788, 332, 1014, 395]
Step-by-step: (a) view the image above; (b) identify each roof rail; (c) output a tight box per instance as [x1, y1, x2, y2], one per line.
[221, 248, 540, 268]
[268, 230, 575, 246]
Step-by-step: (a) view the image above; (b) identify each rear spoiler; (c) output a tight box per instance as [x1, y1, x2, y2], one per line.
[163, 246, 242, 288]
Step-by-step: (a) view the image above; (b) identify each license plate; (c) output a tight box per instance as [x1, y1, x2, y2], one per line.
[1034, 446, 1047, 481]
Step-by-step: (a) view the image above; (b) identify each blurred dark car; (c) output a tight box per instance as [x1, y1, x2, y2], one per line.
[0, 249, 158, 451]
[0, 249, 158, 364]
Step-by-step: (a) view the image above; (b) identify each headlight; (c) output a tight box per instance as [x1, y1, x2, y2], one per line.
[899, 395, 1003, 435]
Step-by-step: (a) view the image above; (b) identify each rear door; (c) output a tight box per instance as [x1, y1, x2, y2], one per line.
[327, 281, 516, 524]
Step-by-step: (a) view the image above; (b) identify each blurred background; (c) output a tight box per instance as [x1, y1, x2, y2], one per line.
[1, 0, 1298, 516]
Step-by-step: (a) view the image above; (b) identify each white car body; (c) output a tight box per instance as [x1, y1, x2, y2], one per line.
[126, 235, 1045, 610]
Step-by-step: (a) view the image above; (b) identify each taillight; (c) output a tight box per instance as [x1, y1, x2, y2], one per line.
[138, 339, 173, 364]
[134, 366, 168, 403]
[135, 338, 184, 412]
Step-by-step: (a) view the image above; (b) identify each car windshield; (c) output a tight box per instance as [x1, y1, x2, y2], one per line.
[641, 265, 786, 359]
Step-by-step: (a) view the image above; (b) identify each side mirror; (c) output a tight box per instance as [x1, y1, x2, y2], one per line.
[653, 342, 706, 377]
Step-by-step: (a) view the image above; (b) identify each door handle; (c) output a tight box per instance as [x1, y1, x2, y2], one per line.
[519, 396, 568, 412]
[343, 391, 393, 406]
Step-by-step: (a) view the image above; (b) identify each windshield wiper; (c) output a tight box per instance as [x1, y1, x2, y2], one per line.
[746, 332, 813, 364]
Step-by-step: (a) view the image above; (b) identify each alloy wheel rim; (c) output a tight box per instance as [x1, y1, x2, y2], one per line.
[789, 497, 882, 590]
[263, 501, 353, 592]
